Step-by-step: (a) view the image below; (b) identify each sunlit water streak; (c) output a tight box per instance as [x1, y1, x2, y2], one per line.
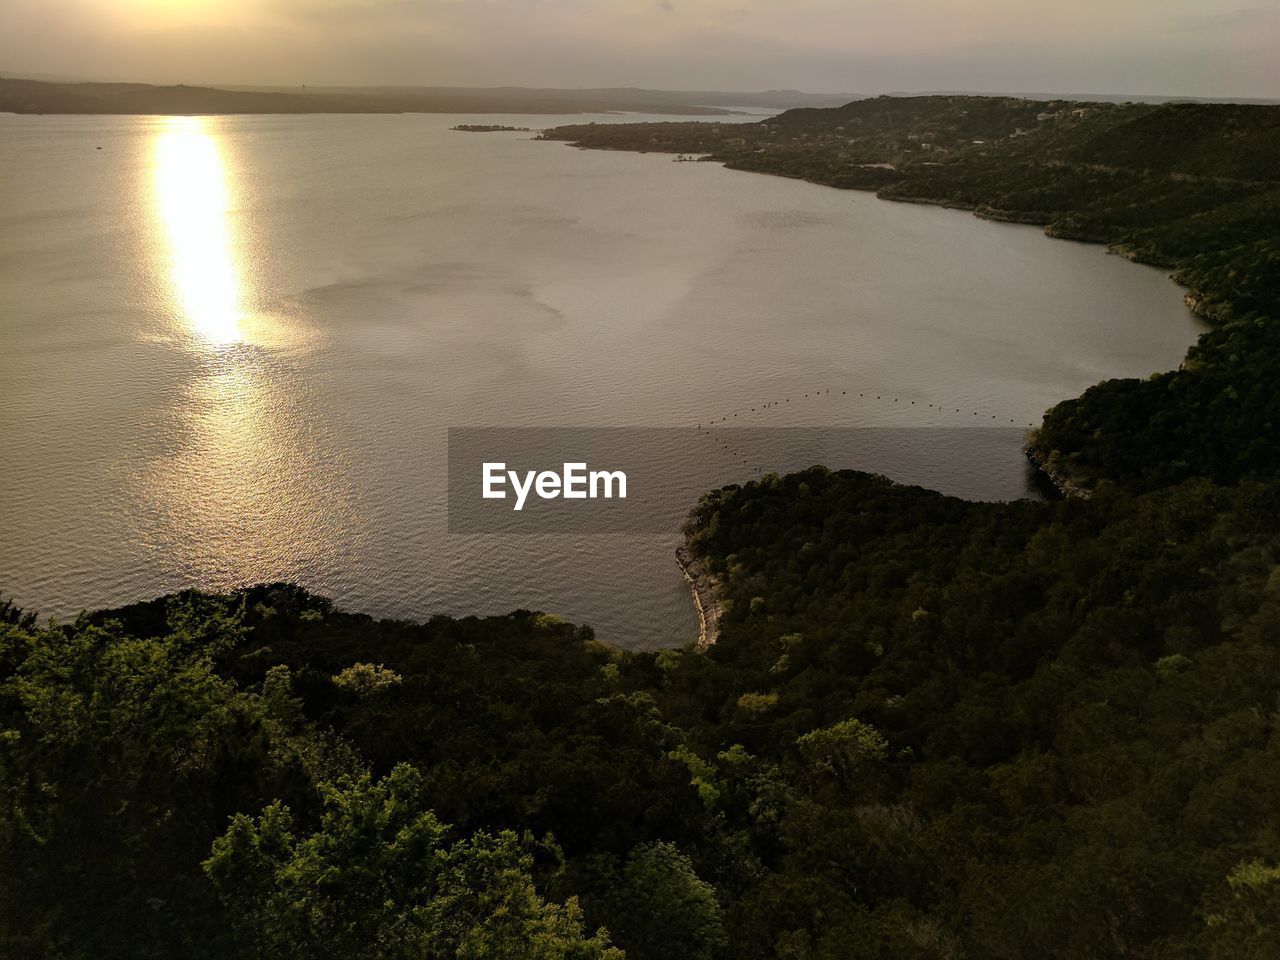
[153, 117, 244, 347]
[140, 117, 356, 591]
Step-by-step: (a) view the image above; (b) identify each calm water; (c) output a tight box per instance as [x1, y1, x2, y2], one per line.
[0, 113, 1203, 647]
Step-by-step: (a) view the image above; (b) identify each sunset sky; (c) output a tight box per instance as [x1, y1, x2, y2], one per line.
[3, 0, 1277, 98]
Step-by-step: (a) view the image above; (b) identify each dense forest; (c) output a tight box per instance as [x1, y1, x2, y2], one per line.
[5, 95, 1280, 957]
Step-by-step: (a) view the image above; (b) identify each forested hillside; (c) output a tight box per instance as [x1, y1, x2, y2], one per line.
[6, 476, 1280, 959]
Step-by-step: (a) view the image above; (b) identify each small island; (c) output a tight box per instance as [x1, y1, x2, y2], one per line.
[451, 124, 533, 133]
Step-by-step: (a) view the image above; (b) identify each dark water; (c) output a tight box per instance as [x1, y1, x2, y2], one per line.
[0, 112, 1203, 646]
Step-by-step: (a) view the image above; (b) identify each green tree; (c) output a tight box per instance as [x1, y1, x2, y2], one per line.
[1203, 860, 1280, 960]
[0, 604, 305, 958]
[204, 763, 621, 960]
[595, 841, 725, 960]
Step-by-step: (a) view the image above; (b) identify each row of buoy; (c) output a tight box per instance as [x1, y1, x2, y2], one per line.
[707, 433, 765, 474]
[698, 385, 1036, 429]
[693, 385, 1039, 481]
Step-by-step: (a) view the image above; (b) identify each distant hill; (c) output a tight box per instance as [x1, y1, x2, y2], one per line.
[0, 76, 749, 116]
[887, 88, 1280, 105]
[545, 94, 1280, 198]
[234, 84, 857, 110]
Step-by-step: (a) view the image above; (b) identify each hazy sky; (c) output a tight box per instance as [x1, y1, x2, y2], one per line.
[2, 1, 1277, 98]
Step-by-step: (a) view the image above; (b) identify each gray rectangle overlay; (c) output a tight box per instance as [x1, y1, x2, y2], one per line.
[448, 426, 1037, 534]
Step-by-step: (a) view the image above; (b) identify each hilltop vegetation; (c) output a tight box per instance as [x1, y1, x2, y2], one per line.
[0, 592, 634, 958]
[674, 468, 1280, 959]
[6, 471, 1280, 959]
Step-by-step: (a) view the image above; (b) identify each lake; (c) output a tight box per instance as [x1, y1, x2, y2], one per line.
[0, 112, 1204, 647]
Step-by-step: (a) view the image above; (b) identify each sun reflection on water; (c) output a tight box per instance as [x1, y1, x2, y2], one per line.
[153, 117, 244, 346]
[140, 116, 356, 589]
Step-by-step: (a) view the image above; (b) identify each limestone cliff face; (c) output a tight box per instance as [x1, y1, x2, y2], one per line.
[1182, 288, 1229, 323]
[676, 545, 721, 649]
[1025, 445, 1091, 500]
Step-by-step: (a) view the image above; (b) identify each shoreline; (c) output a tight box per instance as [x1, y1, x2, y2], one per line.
[547, 139, 1212, 498]
[1025, 445, 1091, 499]
[675, 545, 720, 649]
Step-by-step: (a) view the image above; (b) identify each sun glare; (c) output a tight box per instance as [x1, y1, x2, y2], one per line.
[152, 116, 244, 346]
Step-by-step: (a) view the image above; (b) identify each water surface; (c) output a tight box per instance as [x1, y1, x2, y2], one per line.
[0, 113, 1203, 646]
